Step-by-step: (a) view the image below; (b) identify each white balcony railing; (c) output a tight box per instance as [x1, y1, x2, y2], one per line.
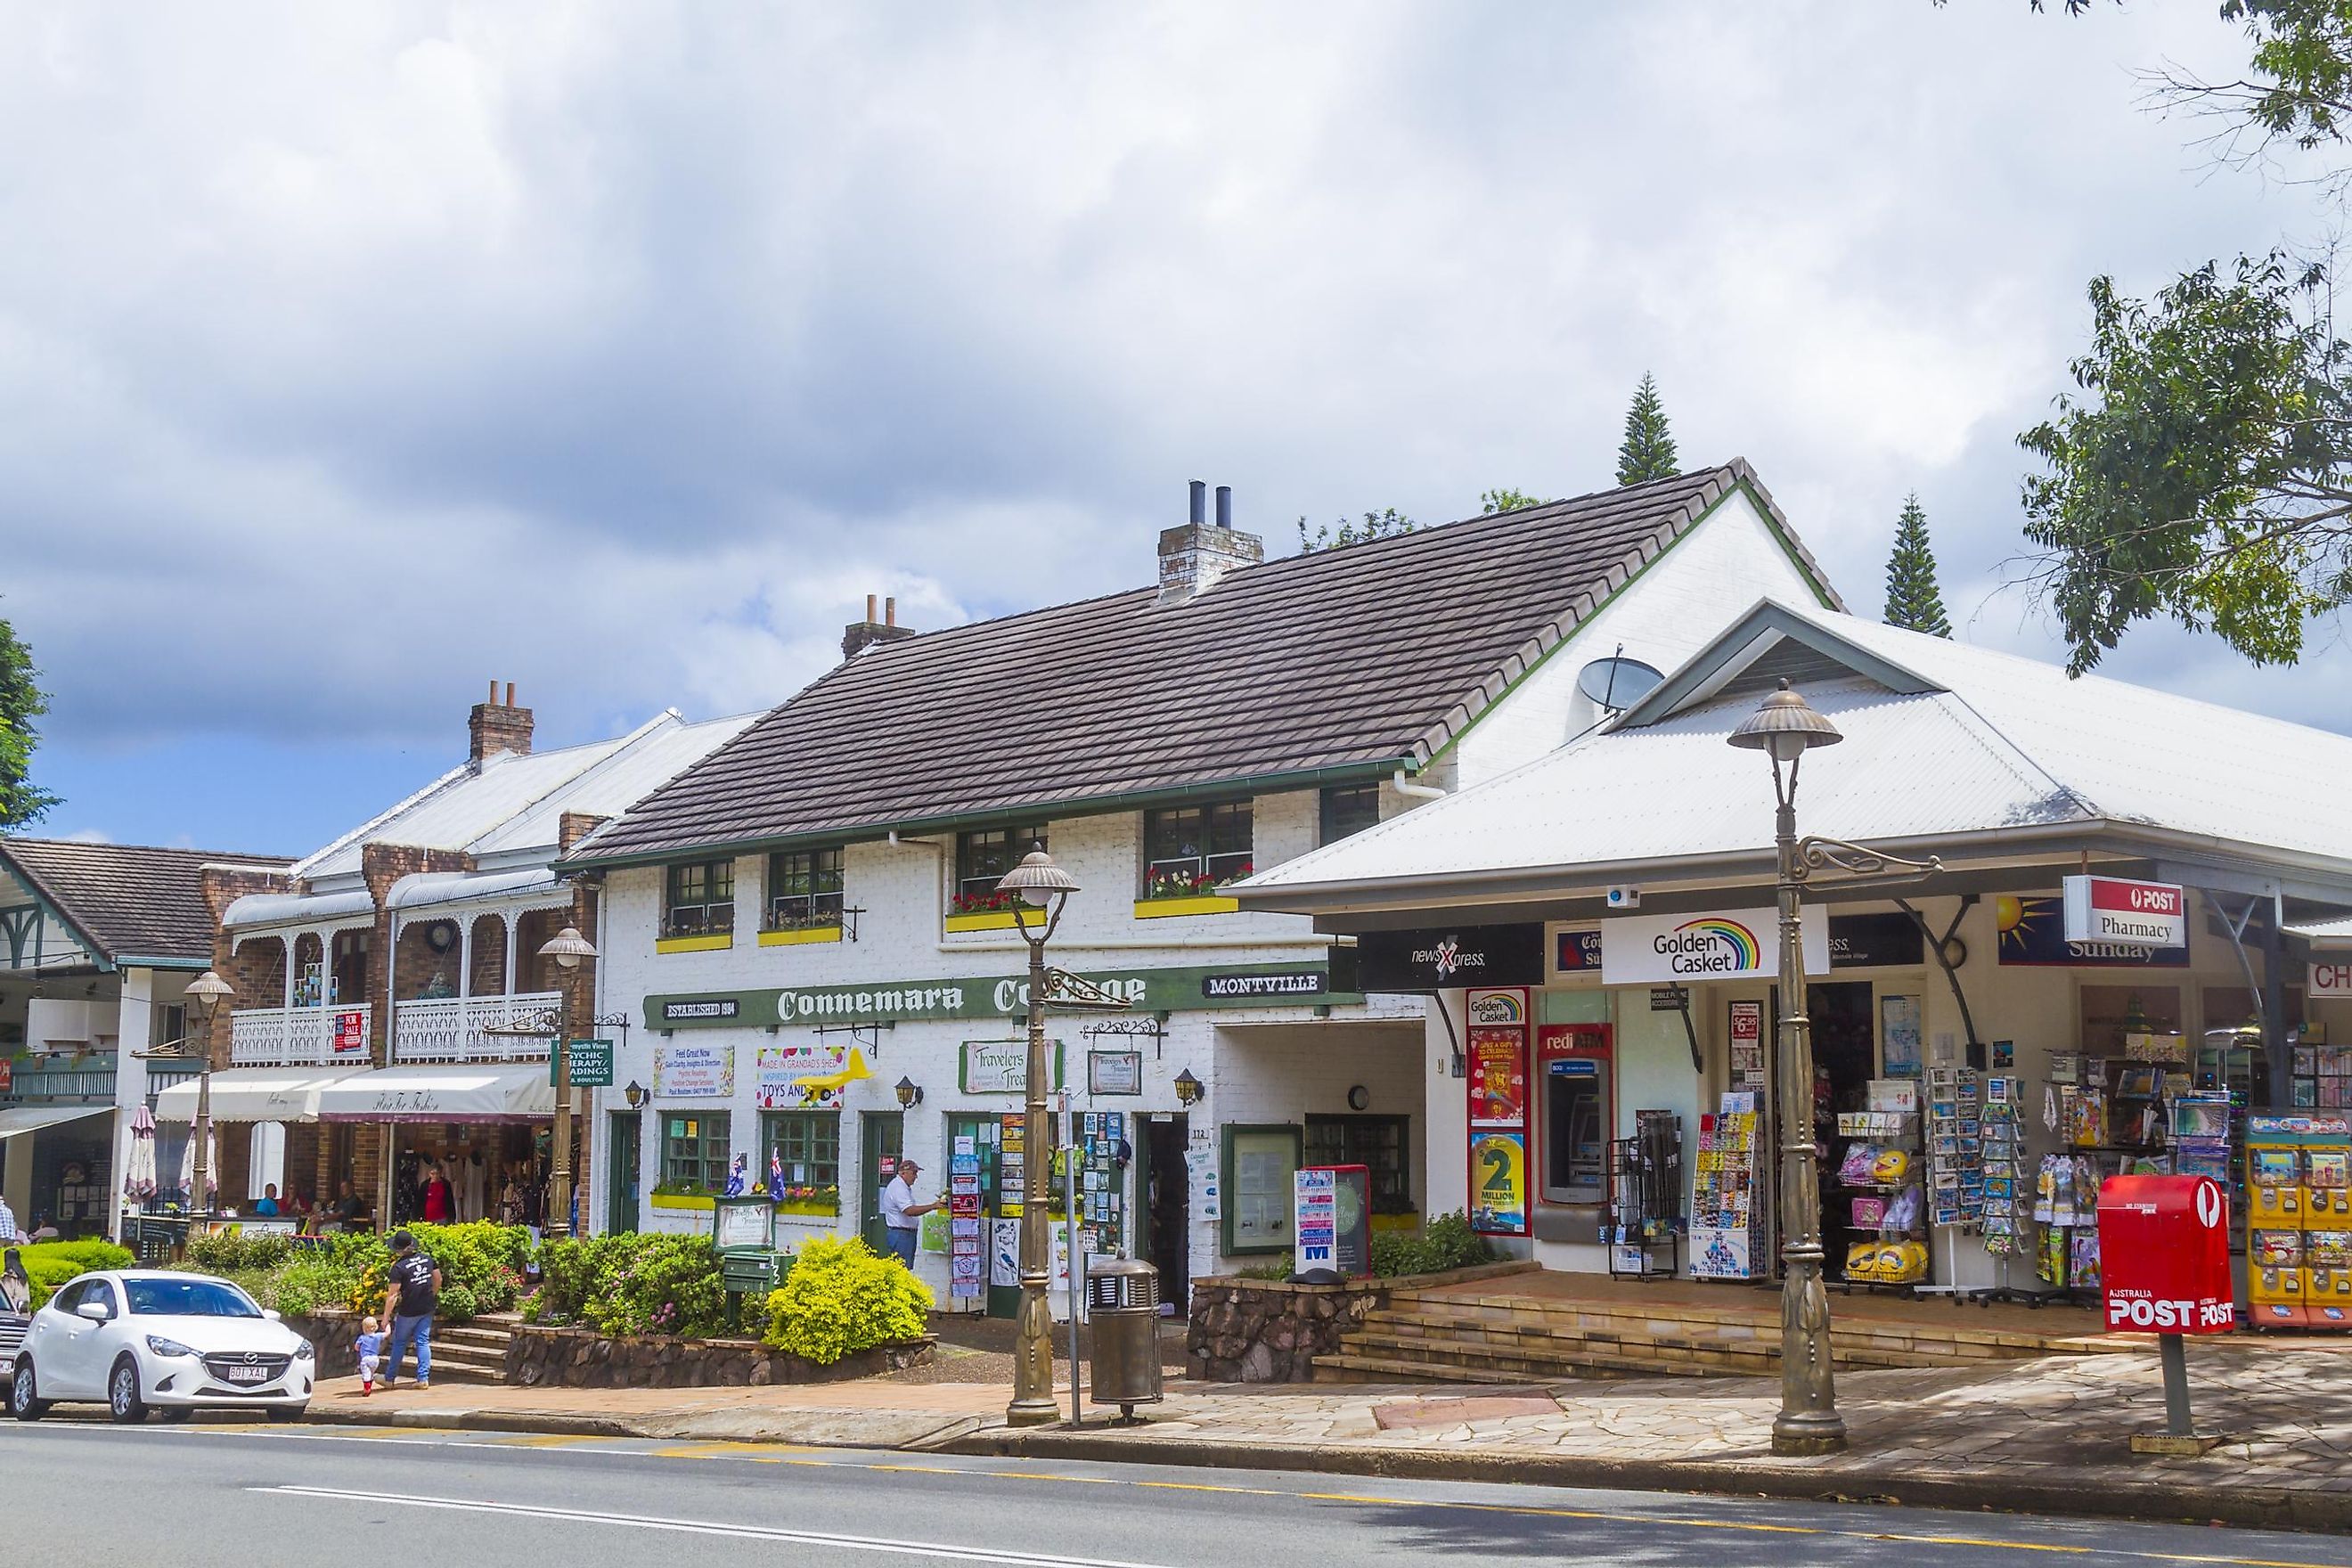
[228, 1005, 372, 1066]
[392, 992, 563, 1064]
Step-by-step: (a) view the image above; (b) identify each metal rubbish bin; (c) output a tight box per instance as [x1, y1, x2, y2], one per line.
[1086, 1256, 1163, 1420]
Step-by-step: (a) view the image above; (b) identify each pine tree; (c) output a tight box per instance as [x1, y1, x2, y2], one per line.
[1615, 374, 1679, 486]
[1882, 494, 1953, 638]
[0, 610, 58, 827]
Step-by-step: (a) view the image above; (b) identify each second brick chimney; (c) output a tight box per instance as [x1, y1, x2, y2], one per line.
[841, 593, 919, 661]
[1157, 480, 1263, 605]
[469, 680, 535, 765]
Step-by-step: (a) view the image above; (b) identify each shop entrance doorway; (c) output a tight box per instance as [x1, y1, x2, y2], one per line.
[606, 1112, 641, 1235]
[1139, 1115, 1190, 1309]
[858, 1111, 903, 1257]
[1809, 981, 1878, 1269]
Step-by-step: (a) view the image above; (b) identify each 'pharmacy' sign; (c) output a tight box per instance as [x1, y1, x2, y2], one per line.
[2062, 876, 2186, 950]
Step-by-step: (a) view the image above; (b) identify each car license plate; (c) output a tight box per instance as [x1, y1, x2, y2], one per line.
[224, 1365, 270, 1384]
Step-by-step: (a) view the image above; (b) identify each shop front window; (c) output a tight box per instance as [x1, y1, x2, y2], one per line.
[663, 860, 736, 939]
[765, 847, 845, 932]
[661, 1113, 731, 1195]
[761, 1110, 841, 1211]
[1221, 1123, 1301, 1254]
[953, 826, 1047, 916]
[1303, 1114, 1412, 1214]
[1319, 784, 1381, 845]
[1143, 800, 1254, 900]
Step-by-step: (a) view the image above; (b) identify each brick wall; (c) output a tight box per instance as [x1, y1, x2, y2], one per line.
[360, 844, 471, 1065]
[199, 863, 295, 1065]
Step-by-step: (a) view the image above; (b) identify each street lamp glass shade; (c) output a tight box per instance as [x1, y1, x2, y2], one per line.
[1172, 1067, 1203, 1106]
[995, 848, 1078, 907]
[1727, 680, 1842, 763]
[538, 925, 599, 970]
[184, 970, 233, 1020]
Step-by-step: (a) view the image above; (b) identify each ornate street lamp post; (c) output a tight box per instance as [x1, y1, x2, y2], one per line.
[996, 846, 1079, 1427]
[1728, 680, 1937, 1457]
[537, 925, 599, 1241]
[181, 970, 233, 1217]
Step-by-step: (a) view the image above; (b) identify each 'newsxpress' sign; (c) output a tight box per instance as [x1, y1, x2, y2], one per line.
[644, 962, 1352, 1031]
[1356, 923, 1546, 992]
[2062, 876, 2187, 949]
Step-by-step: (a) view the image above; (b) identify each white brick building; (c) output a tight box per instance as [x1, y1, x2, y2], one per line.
[568, 465, 1836, 1311]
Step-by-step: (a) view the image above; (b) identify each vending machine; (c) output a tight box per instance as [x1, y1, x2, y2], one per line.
[2247, 1115, 2352, 1329]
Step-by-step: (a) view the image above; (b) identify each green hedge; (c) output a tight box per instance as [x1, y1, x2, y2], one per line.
[760, 1237, 931, 1364]
[527, 1232, 724, 1338]
[344, 1223, 534, 1324]
[16, 1240, 135, 1310]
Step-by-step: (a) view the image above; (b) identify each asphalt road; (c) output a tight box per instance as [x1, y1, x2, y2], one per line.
[4, 1417, 2349, 1568]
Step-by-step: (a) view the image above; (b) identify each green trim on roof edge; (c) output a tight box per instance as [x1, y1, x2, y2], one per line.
[561, 756, 1409, 874]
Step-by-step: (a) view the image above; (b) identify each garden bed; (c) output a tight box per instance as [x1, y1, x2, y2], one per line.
[506, 1323, 935, 1389]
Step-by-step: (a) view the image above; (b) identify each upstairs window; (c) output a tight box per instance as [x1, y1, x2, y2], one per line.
[953, 826, 1047, 916]
[765, 847, 845, 932]
[663, 859, 736, 939]
[1319, 783, 1382, 845]
[1142, 800, 1253, 900]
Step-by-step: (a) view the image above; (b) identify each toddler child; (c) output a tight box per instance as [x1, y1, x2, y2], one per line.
[355, 1315, 385, 1394]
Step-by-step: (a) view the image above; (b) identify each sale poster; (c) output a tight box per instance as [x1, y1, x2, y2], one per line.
[1728, 999, 1765, 1084]
[1469, 1131, 1530, 1236]
[1467, 1026, 1528, 1129]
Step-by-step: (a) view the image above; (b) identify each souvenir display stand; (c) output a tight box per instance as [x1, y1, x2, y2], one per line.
[1689, 1090, 1768, 1282]
[1605, 1109, 1684, 1281]
[1833, 1079, 1928, 1292]
[1916, 1066, 1984, 1297]
[1970, 1074, 2047, 1305]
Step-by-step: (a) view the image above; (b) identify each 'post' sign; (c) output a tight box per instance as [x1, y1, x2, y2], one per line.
[2062, 876, 2187, 950]
[2095, 1175, 2234, 1335]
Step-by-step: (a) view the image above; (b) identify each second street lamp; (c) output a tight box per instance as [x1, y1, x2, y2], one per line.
[537, 924, 599, 1241]
[995, 845, 1079, 1427]
[181, 969, 233, 1218]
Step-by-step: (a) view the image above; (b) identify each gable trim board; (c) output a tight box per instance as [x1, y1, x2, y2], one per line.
[566, 461, 1843, 875]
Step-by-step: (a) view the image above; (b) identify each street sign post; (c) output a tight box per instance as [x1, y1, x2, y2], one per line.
[2097, 1174, 2233, 1452]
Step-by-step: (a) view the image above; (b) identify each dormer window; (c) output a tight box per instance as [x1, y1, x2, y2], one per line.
[662, 859, 735, 941]
[1141, 800, 1253, 902]
[953, 826, 1046, 917]
[765, 847, 845, 934]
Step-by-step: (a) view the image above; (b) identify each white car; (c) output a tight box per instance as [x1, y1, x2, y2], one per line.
[9, 1270, 314, 1424]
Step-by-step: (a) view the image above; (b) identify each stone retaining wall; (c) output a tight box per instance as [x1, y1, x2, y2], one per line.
[284, 1309, 361, 1379]
[1186, 1262, 1536, 1383]
[505, 1323, 935, 1388]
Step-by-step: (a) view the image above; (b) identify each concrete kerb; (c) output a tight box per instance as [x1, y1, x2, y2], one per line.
[298, 1399, 991, 1450]
[937, 1426, 2352, 1537]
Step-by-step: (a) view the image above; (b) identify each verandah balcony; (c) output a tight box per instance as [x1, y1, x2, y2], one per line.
[228, 1004, 372, 1066]
[389, 992, 564, 1064]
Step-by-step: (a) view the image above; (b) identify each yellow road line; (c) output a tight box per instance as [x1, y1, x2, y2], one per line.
[476, 1433, 614, 1449]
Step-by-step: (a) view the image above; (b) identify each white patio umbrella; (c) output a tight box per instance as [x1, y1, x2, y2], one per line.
[125, 1106, 158, 1201]
[177, 1122, 216, 1205]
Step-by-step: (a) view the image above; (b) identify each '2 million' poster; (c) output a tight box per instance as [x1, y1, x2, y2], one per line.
[1465, 988, 1531, 1236]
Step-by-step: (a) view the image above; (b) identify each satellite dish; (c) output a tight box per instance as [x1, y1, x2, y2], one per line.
[1576, 655, 1663, 713]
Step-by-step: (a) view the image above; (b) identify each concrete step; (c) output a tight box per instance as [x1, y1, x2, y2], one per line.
[1382, 1287, 2070, 1358]
[1336, 1329, 1720, 1383]
[1311, 1352, 1556, 1386]
[1352, 1305, 2002, 1379]
[432, 1323, 517, 1352]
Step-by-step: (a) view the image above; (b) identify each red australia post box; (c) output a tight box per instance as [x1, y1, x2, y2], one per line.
[2095, 1174, 2234, 1335]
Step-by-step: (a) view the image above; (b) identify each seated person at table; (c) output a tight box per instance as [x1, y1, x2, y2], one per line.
[253, 1183, 282, 1217]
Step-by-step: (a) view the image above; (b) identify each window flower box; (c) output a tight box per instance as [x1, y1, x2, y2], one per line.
[1133, 894, 1241, 919]
[759, 924, 843, 947]
[944, 908, 1029, 933]
[649, 1189, 716, 1213]
[656, 932, 734, 955]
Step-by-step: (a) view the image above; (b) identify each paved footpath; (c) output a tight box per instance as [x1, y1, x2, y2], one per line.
[305, 1339, 2352, 1533]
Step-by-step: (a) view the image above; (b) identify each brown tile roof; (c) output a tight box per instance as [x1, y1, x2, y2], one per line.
[568, 461, 1835, 867]
[0, 839, 292, 966]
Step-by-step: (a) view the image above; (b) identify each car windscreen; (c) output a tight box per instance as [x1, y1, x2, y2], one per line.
[125, 1278, 263, 1318]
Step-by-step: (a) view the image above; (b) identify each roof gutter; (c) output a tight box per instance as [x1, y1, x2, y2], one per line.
[561, 756, 1411, 875]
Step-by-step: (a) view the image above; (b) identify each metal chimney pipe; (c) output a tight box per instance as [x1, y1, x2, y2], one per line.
[1188, 480, 1206, 527]
[866, 592, 878, 624]
[885, 596, 897, 627]
[504, 682, 515, 707]
[1214, 486, 1232, 531]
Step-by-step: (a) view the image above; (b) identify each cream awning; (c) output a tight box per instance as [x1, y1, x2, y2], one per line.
[314, 1064, 555, 1124]
[153, 1067, 366, 1124]
[0, 1104, 111, 1141]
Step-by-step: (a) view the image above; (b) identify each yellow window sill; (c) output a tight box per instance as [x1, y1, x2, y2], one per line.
[759, 925, 843, 947]
[1133, 894, 1241, 919]
[656, 933, 734, 954]
[944, 909, 1027, 933]
[649, 1192, 715, 1212]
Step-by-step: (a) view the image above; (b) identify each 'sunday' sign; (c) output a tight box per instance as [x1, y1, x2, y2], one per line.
[1600, 908, 1829, 986]
[2062, 876, 2187, 950]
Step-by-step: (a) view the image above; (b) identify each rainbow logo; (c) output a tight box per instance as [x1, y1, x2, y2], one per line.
[1676, 918, 1761, 970]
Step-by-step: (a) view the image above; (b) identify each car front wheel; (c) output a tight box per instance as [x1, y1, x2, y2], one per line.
[109, 1357, 148, 1425]
[10, 1362, 46, 1421]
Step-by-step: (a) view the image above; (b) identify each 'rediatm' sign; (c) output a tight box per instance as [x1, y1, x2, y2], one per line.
[2062, 875, 2187, 950]
[2095, 1175, 2234, 1335]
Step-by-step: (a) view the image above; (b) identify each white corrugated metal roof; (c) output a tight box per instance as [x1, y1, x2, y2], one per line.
[221, 887, 378, 930]
[383, 866, 563, 914]
[1243, 599, 2352, 899]
[290, 710, 755, 882]
[2288, 916, 2352, 948]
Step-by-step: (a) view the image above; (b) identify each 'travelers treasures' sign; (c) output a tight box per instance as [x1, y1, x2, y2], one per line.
[1600, 908, 1829, 985]
[644, 961, 1356, 1032]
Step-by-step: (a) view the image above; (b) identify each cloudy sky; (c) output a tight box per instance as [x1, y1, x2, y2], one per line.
[5, 3, 2341, 856]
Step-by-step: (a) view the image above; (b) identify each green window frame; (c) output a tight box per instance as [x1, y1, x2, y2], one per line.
[953, 825, 1047, 915]
[660, 1112, 731, 1195]
[765, 846, 845, 932]
[1303, 1113, 1413, 1215]
[1220, 1122, 1302, 1256]
[663, 859, 736, 939]
[760, 1109, 842, 1197]
[1142, 799, 1254, 900]
[1319, 784, 1381, 845]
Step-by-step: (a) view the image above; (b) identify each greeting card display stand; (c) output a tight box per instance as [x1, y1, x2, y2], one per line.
[1605, 1109, 1683, 1281]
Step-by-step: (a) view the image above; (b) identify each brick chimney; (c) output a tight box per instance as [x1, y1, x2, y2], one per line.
[841, 593, 919, 661]
[468, 680, 535, 765]
[1157, 481, 1262, 605]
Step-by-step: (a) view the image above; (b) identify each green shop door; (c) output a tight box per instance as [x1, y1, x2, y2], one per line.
[859, 1111, 904, 1255]
[945, 1112, 1019, 1319]
[606, 1112, 641, 1235]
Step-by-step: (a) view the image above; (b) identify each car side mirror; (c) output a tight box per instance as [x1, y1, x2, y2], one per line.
[74, 1301, 110, 1322]
[261, 1309, 282, 1321]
